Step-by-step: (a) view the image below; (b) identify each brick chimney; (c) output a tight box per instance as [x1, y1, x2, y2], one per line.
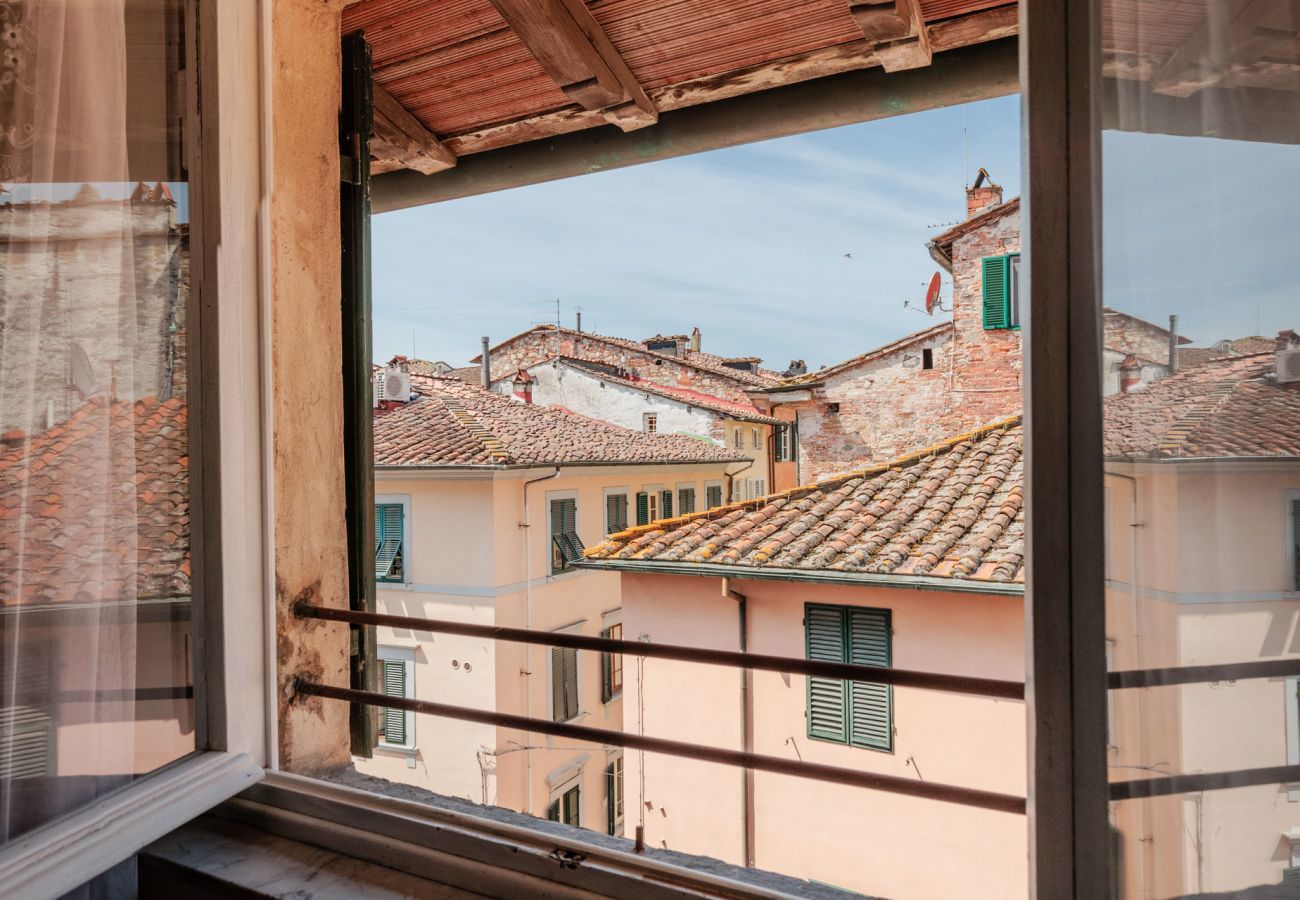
[512, 369, 533, 404]
[966, 167, 1003, 219]
[1118, 354, 1142, 393]
[691, 327, 701, 353]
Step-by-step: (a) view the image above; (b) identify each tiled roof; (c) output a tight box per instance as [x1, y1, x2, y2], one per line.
[930, 197, 1020, 255]
[778, 321, 952, 386]
[539, 357, 782, 425]
[584, 419, 1024, 586]
[1104, 353, 1300, 459]
[1178, 335, 1278, 369]
[475, 325, 782, 387]
[0, 397, 189, 607]
[375, 375, 748, 468]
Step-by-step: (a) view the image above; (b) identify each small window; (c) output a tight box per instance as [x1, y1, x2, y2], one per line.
[751, 427, 760, 449]
[550, 497, 583, 574]
[606, 752, 625, 836]
[733, 427, 743, 449]
[601, 622, 623, 702]
[551, 644, 579, 722]
[377, 651, 415, 749]
[706, 484, 723, 509]
[643, 412, 657, 433]
[774, 423, 797, 463]
[605, 492, 629, 534]
[922, 348, 934, 370]
[825, 402, 840, 414]
[375, 503, 405, 583]
[548, 781, 581, 827]
[636, 490, 660, 525]
[678, 486, 695, 515]
[753, 479, 765, 498]
[805, 603, 892, 752]
[982, 253, 1021, 331]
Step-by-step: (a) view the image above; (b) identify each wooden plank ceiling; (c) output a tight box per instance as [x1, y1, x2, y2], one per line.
[344, 0, 1300, 176]
[343, 0, 1018, 174]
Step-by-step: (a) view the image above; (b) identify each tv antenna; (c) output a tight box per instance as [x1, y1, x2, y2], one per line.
[903, 271, 949, 316]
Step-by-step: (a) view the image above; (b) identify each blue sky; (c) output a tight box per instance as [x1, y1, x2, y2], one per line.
[372, 92, 1298, 369]
[372, 95, 1021, 370]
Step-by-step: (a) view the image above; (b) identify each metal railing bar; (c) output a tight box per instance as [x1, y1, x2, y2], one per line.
[1109, 764, 1300, 801]
[294, 679, 1027, 815]
[1109, 657, 1300, 690]
[294, 603, 1024, 700]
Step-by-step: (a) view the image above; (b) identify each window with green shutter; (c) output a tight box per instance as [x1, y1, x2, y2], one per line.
[805, 603, 893, 752]
[377, 657, 412, 747]
[549, 497, 583, 574]
[606, 753, 624, 836]
[551, 644, 579, 721]
[678, 487, 695, 515]
[981, 253, 1021, 331]
[635, 492, 650, 525]
[548, 782, 581, 827]
[606, 492, 629, 534]
[660, 489, 673, 518]
[374, 503, 405, 582]
[601, 622, 623, 702]
[706, 485, 723, 509]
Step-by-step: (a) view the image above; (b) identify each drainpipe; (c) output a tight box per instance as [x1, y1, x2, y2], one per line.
[723, 577, 755, 868]
[481, 336, 491, 389]
[520, 466, 560, 816]
[1167, 315, 1179, 376]
[725, 458, 754, 504]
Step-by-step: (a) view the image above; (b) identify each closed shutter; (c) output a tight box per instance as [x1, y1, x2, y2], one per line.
[564, 784, 581, 826]
[847, 608, 893, 751]
[660, 490, 673, 518]
[1285, 866, 1300, 883]
[678, 488, 695, 515]
[551, 499, 583, 571]
[600, 627, 613, 702]
[806, 605, 848, 743]
[552, 646, 578, 721]
[547, 799, 561, 822]
[982, 255, 1009, 330]
[606, 760, 617, 834]
[0, 708, 55, 780]
[791, 420, 799, 461]
[636, 492, 649, 525]
[380, 660, 407, 745]
[706, 485, 722, 509]
[375, 504, 404, 581]
[606, 493, 628, 533]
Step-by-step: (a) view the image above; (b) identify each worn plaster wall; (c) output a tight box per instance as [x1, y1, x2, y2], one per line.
[272, 0, 351, 773]
[1104, 311, 1178, 366]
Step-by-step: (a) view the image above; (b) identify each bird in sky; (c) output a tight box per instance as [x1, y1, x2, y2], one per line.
[843, 252, 852, 259]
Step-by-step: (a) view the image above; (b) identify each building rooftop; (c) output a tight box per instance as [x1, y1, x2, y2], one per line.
[473, 324, 783, 388]
[375, 375, 748, 468]
[1104, 352, 1300, 460]
[583, 418, 1024, 588]
[0, 396, 190, 607]
[777, 320, 953, 386]
[1178, 335, 1278, 370]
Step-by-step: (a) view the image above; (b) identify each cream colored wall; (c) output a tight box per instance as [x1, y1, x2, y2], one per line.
[360, 463, 731, 834]
[1105, 464, 1300, 896]
[621, 572, 1027, 899]
[721, 419, 771, 500]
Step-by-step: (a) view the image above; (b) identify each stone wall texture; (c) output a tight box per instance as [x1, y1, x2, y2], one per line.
[1103, 311, 1176, 366]
[796, 208, 1023, 481]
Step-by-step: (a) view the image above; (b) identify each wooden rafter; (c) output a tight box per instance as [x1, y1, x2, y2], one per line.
[1153, 0, 1300, 97]
[488, 0, 657, 132]
[371, 84, 456, 175]
[847, 0, 933, 72]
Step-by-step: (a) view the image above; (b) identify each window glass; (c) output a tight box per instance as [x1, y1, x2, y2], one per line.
[0, 0, 196, 848]
[1099, 2, 1300, 895]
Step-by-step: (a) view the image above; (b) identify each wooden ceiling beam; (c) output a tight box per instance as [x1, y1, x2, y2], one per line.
[1151, 0, 1300, 97]
[848, 0, 932, 72]
[371, 84, 456, 174]
[489, 0, 657, 132]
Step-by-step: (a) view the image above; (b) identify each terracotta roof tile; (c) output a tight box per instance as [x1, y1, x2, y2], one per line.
[585, 418, 1024, 586]
[375, 376, 748, 468]
[0, 396, 189, 607]
[1104, 353, 1300, 459]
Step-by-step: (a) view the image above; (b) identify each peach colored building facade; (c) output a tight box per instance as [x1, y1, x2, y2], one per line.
[617, 573, 1027, 898]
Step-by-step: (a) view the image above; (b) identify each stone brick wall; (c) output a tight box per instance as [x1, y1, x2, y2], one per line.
[795, 206, 1022, 481]
[1103, 311, 1175, 366]
[0, 194, 187, 435]
[485, 328, 759, 404]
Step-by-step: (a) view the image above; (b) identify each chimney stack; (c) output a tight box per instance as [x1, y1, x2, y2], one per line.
[576, 309, 582, 333]
[480, 336, 491, 389]
[1168, 315, 1179, 375]
[965, 167, 1003, 219]
[512, 369, 533, 404]
[1119, 354, 1142, 393]
[691, 327, 701, 353]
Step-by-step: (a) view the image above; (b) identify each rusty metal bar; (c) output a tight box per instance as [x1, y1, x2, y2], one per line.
[1108, 657, 1300, 690]
[294, 603, 1025, 700]
[294, 679, 1027, 815]
[1110, 764, 1300, 802]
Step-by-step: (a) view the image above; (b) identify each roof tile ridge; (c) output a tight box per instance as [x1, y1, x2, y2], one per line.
[439, 396, 514, 463]
[1156, 379, 1239, 455]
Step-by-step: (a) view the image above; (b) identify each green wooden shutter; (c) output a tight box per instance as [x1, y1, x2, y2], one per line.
[600, 627, 614, 702]
[1284, 866, 1300, 884]
[805, 605, 848, 743]
[847, 608, 893, 751]
[635, 492, 649, 525]
[606, 760, 617, 834]
[375, 504, 403, 581]
[982, 255, 1009, 330]
[547, 799, 561, 822]
[660, 490, 672, 518]
[706, 485, 722, 509]
[607, 493, 629, 533]
[564, 784, 581, 826]
[380, 660, 407, 745]
[678, 488, 695, 514]
[552, 646, 578, 721]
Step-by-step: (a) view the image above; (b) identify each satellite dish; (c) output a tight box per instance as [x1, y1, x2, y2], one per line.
[924, 272, 942, 316]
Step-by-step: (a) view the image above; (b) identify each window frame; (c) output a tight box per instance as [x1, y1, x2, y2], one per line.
[804, 602, 894, 753]
[705, 481, 724, 509]
[547, 490, 583, 576]
[676, 482, 696, 516]
[601, 611, 624, 703]
[376, 646, 416, 752]
[982, 252, 1022, 331]
[606, 750, 625, 836]
[603, 486, 630, 535]
[643, 412, 658, 433]
[374, 494, 411, 585]
[1286, 490, 1300, 592]
[547, 621, 585, 724]
[547, 776, 582, 828]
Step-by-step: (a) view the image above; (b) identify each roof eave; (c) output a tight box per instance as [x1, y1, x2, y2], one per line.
[574, 559, 1023, 596]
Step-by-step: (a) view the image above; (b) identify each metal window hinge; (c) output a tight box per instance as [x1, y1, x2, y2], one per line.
[340, 132, 363, 185]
